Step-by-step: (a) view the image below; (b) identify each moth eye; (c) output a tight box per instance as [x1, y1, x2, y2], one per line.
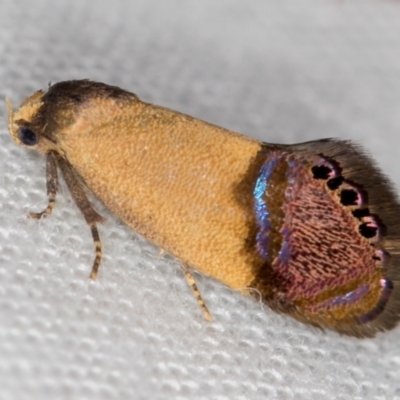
[17, 126, 38, 146]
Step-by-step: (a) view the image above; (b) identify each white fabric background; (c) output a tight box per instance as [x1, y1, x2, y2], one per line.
[1, 1, 400, 399]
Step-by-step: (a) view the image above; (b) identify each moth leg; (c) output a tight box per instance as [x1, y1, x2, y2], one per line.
[29, 151, 58, 219]
[88, 224, 103, 279]
[157, 248, 165, 259]
[57, 156, 104, 279]
[181, 263, 212, 321]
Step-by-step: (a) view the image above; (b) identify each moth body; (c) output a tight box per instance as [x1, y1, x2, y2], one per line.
[7, 80, 400, 337]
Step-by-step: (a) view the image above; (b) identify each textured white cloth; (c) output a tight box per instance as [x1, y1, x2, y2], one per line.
[1, 0, 400, 399]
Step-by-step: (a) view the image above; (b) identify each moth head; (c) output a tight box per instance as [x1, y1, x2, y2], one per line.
[6, 90, 55, 154]
[6, 80, 139, 158]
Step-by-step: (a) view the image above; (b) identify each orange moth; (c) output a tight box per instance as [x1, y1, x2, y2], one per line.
[6, 80, 400, 337]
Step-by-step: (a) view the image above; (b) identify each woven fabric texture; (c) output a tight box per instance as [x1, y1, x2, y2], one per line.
[1, 1, 400, 399]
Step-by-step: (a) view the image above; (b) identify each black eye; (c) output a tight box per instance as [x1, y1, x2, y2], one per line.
[359, 223, 378, 238]
[340, 189, 358, 206]
[17, 127, 38, 146]
[311, 165, 332, 180]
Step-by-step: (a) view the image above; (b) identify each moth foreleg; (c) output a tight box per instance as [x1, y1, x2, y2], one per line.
[29, 150, 58, 219]
[57, 156, 104, 279]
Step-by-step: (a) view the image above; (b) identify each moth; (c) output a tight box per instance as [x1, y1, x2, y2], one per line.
[6, 80, 400, 337]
